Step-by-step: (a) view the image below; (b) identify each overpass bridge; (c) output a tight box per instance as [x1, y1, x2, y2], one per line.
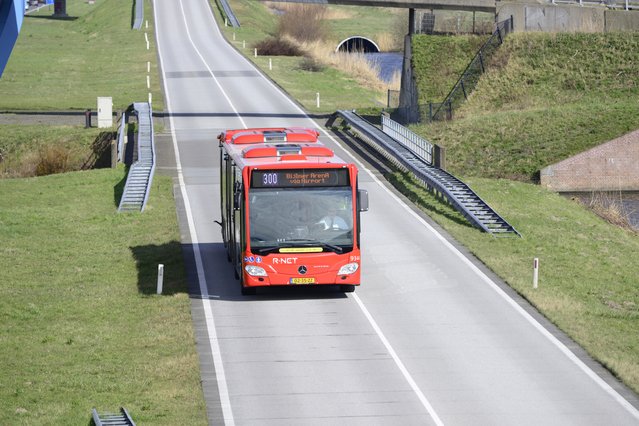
[261, 0, 496, 13]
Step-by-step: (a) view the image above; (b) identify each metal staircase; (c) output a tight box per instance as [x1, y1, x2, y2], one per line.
[332, 110, 519, 236]
[92, 407, 136, 426]
[118, 102, 155, 213]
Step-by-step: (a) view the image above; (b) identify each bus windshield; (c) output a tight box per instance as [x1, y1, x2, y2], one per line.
[248, 187, 354, 253]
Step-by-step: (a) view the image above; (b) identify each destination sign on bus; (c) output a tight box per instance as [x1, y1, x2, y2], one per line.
[251, 169, 349, 188]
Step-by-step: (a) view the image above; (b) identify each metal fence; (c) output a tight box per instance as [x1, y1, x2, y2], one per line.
[381, 113, 433, 165]
[550, 0, 639, 10]
[428, 16, 514, 122]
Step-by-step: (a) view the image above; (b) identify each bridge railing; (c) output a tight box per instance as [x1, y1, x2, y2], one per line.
[549, 0, 639, 10]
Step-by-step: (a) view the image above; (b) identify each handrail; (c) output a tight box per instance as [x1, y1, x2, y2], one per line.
[430, 16, 513, 122]
[550, 0, 639, 10]
[382, 114, 433, 165]
[331, 110, 519, 236]
[117, 102, 155, 213]
[117, 110, 126, 163]
[137, 103, 155, 212]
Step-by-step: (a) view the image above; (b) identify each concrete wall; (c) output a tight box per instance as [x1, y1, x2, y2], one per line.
[497, 1, 639, 32]
[540, 130, 639, 192]
[606, 10, 639, 31]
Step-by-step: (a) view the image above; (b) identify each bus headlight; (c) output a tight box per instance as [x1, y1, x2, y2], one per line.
[338, 263, 359, 275]
[245, 265, 267, 277]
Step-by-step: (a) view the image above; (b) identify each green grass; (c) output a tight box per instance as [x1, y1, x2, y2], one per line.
[417, 100, 639, 181]
[412, 32, 639, 182]
[0, 170, 207, 425]
[412, 34, 486, 102]
[251, 55, 386, 112]
[0, 0, 164, 111]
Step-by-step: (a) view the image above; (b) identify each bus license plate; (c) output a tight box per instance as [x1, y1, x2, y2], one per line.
[290, 277, 315, 285]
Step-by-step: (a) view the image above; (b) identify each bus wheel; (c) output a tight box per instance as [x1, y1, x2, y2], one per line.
[340, 285, 355, 293]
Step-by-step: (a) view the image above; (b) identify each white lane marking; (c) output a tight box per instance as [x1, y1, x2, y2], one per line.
[177, 0, 247, 130]
[353, 293, 445, 425]
[154, 1, 236, 425]
[214, 14, 639, 420]
[360, 166, 639, 420]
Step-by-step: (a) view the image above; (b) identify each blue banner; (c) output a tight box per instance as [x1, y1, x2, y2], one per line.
[0, 0, 24, 77]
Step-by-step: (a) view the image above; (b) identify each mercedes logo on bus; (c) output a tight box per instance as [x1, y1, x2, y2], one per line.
[298, 266, 307, 275]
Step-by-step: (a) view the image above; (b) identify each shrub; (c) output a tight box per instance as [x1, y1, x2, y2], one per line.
[298, 56, 325, 72]
[35, 144, 71, 176]
[253, 37, 304, 56]
[277, 4, 327, 43]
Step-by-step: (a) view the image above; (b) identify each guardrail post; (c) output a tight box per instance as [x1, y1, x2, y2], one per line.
[434, 144, 446, 170]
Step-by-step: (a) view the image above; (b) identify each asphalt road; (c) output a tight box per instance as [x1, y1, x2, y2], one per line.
[153, 0, 639, 424]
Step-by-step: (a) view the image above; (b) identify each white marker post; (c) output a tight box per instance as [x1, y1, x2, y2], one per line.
[157, 264, 164, 295]
[533, 258, 539, 289]
[243, 40, 246, 49]
[254, 48, 257, 58]
[316, 92, 320, 108]
[269, 58, 272, 70]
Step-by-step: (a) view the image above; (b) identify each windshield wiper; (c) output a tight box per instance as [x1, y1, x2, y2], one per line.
[252, 245, 282, 255]
[252, 239, 343, 255]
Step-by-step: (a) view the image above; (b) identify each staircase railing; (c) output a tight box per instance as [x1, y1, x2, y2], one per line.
[429, 16, 514, 122]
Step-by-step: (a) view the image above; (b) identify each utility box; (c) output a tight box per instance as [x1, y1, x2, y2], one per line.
[97, 97, 113, 128]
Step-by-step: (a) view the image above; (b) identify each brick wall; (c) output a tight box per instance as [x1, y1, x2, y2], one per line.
[540, 130, 639, 192]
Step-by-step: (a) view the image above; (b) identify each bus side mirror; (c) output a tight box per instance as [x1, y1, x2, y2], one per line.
[358, 189, 369, 212]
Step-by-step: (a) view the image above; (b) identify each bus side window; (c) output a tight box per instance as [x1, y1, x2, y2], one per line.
[233, 180, 242, 210]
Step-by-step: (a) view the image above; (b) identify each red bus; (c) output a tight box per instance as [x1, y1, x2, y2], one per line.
[218, 127, 368, 295]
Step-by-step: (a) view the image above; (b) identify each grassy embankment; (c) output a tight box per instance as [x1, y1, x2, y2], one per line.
[0, 0, 163, 111]
[0, 1, 207, 424]
[213, 1, 639, 395]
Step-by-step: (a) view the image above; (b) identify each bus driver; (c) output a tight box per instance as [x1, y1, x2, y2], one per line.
[316, 208, 349, 231]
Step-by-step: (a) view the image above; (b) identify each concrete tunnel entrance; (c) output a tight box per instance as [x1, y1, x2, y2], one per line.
[335, 36, 380, 53]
